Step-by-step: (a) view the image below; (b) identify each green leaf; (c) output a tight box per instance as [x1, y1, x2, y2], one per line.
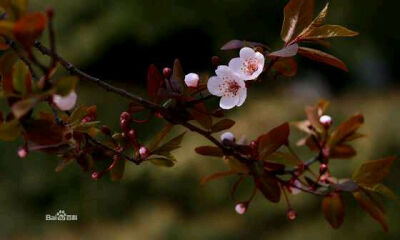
[352, 157, 395, 187]
[211, 119, 235, 133]
[152, 132, 186, 156]
[73, 121, 100, 133]
[200, 170, 237, 186]
[328, 114, 364, 147]
[322, 192, 345, 229]
[11, 97, 37, 119]
[302, 25, 359, 40]
[69, 105, 88, 124]
[148, 156, 175, 167]
[12, 60, 32, 96]
[195, 146, 224, 157]
[281, 0, 314, 43]
[257, 122, 290, 160]
[110, 158, 126, 181]
[55, 76, 79, 96]
[298, 47, 348, 71]
[256, 172, 281, 203]
[353, 190, 389, 232]
[0, 119, 22, 141]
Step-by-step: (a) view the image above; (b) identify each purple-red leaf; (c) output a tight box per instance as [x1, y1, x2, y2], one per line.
[272, 57, 298, 77]
[13, 12, 47, 50]
[195, 146, 224, 157]
[257, 123, 290, 160]
[211, 119, 235, 133]
[269, 44, 299, 57]
[298, 47, 348, 71]
[281, 0, 314, 43]
[322, 192, 345, 229]
[353, 190, 389, 232]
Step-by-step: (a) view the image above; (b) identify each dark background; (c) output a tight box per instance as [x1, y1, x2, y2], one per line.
[0, 0, 399, 239]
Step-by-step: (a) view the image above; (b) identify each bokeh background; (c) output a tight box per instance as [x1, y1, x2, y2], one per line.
[1, 0, 399, 239]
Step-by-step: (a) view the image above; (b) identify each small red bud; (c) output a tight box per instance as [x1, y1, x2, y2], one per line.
[162, 67, 172, 78]
[120, 112, 131, 121]
[250, 140, 257, 149]
[235, 202, 248, 215]
[319, 115, 332, 128]
[91, 171, 103, 180]
[101, 125, 111, 135]
[128, 129, 136, 141]
[139, 146, 149, 159]
[120, 119, 129, 132]
[320, 163, 328, 174]
[17, 147, 28, 158]
[46, 7, 54, 18]
[81, 116, 91, 123]
[211, 56, 221, 67]
[287, 209, 297, 221]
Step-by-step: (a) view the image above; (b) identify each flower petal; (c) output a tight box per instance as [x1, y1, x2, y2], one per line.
[239, 47, 255, 59]
[219, 95, 239, 109]
[228, 57, 246, 78]
[207, 76, 223, 96]
[236, 87, 247, 107]
[53, 91, 77, 111]
[215, 65, 232, 77]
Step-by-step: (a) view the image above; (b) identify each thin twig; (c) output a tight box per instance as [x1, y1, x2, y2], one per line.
[5, 38, 39, 81]
[87, 135, 142, 165]
[34, 41, 161, 111]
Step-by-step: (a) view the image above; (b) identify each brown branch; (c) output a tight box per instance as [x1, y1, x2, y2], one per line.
[33, 41, 161, 111]
[87, 135, 143, 165]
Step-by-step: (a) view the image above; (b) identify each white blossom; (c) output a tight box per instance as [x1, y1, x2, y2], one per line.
[53, 91, 77, 111]
[184, 73, 199, 88]
[228, 47, 265, 81]
[221, 132, 235, 142]
[235, 203, 247, 215]
[207, 65, 247, 109]
[319, 115, 333, 127]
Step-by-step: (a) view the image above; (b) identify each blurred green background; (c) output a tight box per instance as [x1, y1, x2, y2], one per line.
[1, 0, 399, 239]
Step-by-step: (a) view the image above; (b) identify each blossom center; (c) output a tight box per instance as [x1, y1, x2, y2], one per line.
[219, 79, 240, 97]
[243, 58, 259, 75]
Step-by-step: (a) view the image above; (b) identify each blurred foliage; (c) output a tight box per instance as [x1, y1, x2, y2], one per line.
[0, 0, 399, 239]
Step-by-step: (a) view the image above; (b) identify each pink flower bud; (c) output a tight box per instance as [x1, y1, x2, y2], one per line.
[320, 163, 328, 174]
[319, 115, 332, 127]
[163, 67, 172, 78]
[287, 209, 297, 221]
[290, 179, 302, 195]
[91, 171, 103, 180]
[235, 202, 248, 215]
[221, 132, 235, 142]
[184, 73, 199, 88]
[120, 112, 131, 121]
[53, 91, 77, 111]
[17, 147, 28, 158]
[139, 146, 149, 159]
[211, 56, 221, 67]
